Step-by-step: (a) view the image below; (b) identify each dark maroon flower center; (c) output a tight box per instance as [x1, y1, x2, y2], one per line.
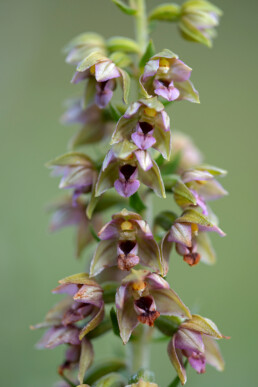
[135, 296, 153, 312]
[120, 164, 136, 180]
[119, 240, 136, 255]
[160, 79, 171, 88]
[139, 121, 153, 135]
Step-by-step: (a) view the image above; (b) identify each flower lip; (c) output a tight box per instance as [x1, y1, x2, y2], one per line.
[134, 296, 160, 326]
[120, 164, 137, 180]
[135, 296, 153, 312]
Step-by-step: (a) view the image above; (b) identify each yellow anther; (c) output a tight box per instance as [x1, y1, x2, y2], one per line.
[144, 107, 157, 118]
[191, 223, 199, 234]
[159, 58, 170, 69]
[90, 65, 96, 75]
[132, 280, 146, 292]
[121, 221, 133, 231]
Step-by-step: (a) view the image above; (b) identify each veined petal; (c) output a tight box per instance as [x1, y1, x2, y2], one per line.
[168, 336, 187, 385]
[168, 223, 192, 247]
[160, 232, 173, 276]
[181, 315, 223, 339]
[138, 160, 166, 198]
[175, 329, 204, 353]
[116, 285, 139, 344]
[175, 80, 200, 103]
[152, 288, 191, 319]
[73, 283, 103, 307]
[196, 232, 216, 265]
[135, 150, 153, 171]
[136, 237, 163, 274]
[95, 61, 120, 82]
[203, 335, 225, 371]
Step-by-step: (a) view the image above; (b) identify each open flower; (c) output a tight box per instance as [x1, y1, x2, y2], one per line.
[179, 0, 222, 48]
[111, 98, 171, 159]
[116, 270, 191, 343]
[48, 197, 100, 257]
[140, 50, 199, 103]
[61, 99, 114, 148]
[72, 51, 128, 108]
[90, 209, 163, 276]
[95, 148, 165, 198]
[161, 208, 225, 272]
[47, 153, 97, 205]
[174, 165, 228, 215]
[168, 314, 226, 384]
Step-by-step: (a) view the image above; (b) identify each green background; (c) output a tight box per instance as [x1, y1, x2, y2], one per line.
[0, 0, 257, 386]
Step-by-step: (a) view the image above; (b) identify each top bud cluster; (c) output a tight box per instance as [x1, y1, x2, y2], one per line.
[32, 1, 228, 387]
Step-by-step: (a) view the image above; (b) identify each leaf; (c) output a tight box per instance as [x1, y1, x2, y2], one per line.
[129, 192, 147, 213]
[148, 4, 181, 22]
[155, 315, 180, 336]
[110, 307, 120, 337]
[154, 211, 178, 231]
[107, 37, 140, 54]
[112, 0, 137, 15]
[83, 359, 126, 385]
[78, 339, 94, 384]
[139, 40, 155, 68]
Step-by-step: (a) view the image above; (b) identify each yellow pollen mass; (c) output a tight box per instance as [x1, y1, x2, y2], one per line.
[196, 180, 207, 185]
[132, 280, 146, 292]
[90, 65, 96, 75]
[191, 223, 199, 234]
[144, 107, 157, 118]
[159, 58, 170, 68]
[121, 221, 133, 231]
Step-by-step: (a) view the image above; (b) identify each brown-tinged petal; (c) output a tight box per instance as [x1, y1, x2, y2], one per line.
[203, 335, 225, 371]
[160, 232, 173, 276]
[59, 273, 91, 285]
[78, 338, 94, 384]
[167, 336, 187, 385]
[196, 232, 216, 265]
[73, 283, 103, 307]
[116, 285, 139, 344]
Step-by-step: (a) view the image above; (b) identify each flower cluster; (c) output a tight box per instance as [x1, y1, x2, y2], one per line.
[33, 1, 228, 387]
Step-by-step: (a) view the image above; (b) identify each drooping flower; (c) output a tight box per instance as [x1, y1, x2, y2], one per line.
[72, 51, 128, 108]
[173, 165, 227, 215]
[116, 270, 191, 344]
[90, 209, 163, 276]
[171, 131, 203, 172]
[168, 314, 227, 385]
[95, 148, 165, 198]
[140, 50, 199, 103]
[46, 153, 98, 205]
[111, 98, 171, 159]
[48, 197, 100, 257]
[161, 208, 225, 272]
[61, 99, 114, 148]
[179, 0, 222, 48]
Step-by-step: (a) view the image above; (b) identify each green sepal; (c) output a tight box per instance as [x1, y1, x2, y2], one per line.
[109, 51, 133, 68]
[112, 0, 137, 15]
[77, 51, 107, 72]
[87, 317, 112, 340]
[102, 283, 118, 304]
[148, 3, 181, 22]
[155, 316, 180, 336]
[107, 37, 140, 54]
[110, 307, 120, 337]
[139, 40, 155, 68]
[45, 152, 94, 168]
[63, 32, 105, 54]
[83, 359, 126, 385]
[154, 211, 178, 231]
[167, 361, 188, 387]
[112, 140, 138, 159]
[78, 339, 94, 385]
[128, 369, 156, 384]
[93, 372, 126, 387]
[129, 192, 147, 213]
[173, 181, 197, 207]
[119, 68, 131, 104]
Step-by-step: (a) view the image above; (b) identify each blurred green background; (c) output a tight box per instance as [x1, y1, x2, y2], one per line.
[0, 0, 257, 386]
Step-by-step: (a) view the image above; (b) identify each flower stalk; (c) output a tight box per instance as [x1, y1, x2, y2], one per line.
[32, 0, 228, 386]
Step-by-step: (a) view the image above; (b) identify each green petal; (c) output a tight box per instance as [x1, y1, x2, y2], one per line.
[46, 152, 94, 167]
[90, 240, 117, 277]
[77, 51, 108, 72]
[181, 314, 223, 338]
[80, 304, 105, 340]
[78, 339, 94, 384]
[167, 337, 187, 385]
[196, 232, 216, 265]
[148, 4, 181, 22]
[138, 160, 166, 198]
[152, 288, 191, 319]
[179, 18, 212, 47]
[173, 181, 197, 207]
[119, 68, 131, 104]
[175, 80, 200, 103]
[107, 37, 140, 54]
[203, 335, 225, 371]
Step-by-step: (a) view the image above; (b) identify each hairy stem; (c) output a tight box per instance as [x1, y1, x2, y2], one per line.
[131, 0, 148, 54]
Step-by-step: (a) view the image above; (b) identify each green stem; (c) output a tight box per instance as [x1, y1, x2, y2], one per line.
[130, 0, 148, 54]
[127, 325, 152, 373]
